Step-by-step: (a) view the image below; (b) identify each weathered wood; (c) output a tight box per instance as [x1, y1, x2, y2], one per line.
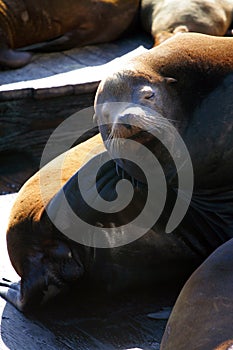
[0, 194, 178, 350]
[0, 34, 151, 95]
[0, 90, 98, 194]
[0, 34, 152, 194]
[0, 91, 98, 154]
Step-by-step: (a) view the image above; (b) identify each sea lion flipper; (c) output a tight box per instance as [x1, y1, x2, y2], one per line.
[20, 35, 72, 53]
[0, 270, 60, 312]
[0, 280, 24, 311]
[0, 48, 32, 69]
[23, 31, 79, 53]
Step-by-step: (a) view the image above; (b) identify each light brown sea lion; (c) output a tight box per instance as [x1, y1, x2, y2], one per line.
[1, 33, 233, 314]
[0, 0, 139, 69]
[140, 0, 233, 45]
[0, 133, 105, 310]
[160, 238, 233, 350]
[0, 126, 195, 312]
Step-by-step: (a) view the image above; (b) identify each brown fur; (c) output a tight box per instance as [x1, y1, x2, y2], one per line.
[0, 0, 139, 68]
[161, 239, 233, 350]
[141, 0, 233, 45]
[7, 134, 104, 276]
[95, 33, 233, 348]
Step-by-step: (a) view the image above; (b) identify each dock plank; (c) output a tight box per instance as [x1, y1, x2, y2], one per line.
[0, 34, 152, 89]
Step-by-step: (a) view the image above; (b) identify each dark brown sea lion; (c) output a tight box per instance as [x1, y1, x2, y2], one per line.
[95, 31, 233, 303]
[161, 238, 233, 350]
[140, 0, 233, 45]
[0, 0, 139, 69]
[1, 33, 233, 313]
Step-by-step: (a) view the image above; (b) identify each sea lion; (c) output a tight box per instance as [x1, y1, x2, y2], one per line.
[0, 129, 196, 312]
[94, 31, 233, 301]
[1, 33, 233, 313]
[140, 0, 233, 45]
[0, 0, 139, 69]
[160, 238, 233, 350]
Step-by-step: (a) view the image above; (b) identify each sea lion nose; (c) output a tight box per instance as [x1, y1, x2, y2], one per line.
[96, 102, 133, 125]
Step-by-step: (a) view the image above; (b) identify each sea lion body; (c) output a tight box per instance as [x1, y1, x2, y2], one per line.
[161, 238, 233, 350]
[95, 31, 233, 297]
[141, 0, 233, 45]
[0, 0, 139, 69]
[1, 33, 233, 312]
[0, 132, 197, 311]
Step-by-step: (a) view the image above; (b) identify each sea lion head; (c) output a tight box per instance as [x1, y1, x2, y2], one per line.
[94, 54, 184, 183]
[95, 34, 233, 189]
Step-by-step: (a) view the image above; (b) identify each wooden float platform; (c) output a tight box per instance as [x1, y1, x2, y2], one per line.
[0, 33, 152, 194]
[0, 194, 181, 350]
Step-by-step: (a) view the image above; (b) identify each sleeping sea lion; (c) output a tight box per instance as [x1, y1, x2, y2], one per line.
[140, 0, 233, 45]
[1, 33, 233, 313]
[0, 0, 139, 69]
[161, 238, 233, 350]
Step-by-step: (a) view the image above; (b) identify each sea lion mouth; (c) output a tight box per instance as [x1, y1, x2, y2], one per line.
[99, 119, 167, 183]
[108, 132, 154, 184]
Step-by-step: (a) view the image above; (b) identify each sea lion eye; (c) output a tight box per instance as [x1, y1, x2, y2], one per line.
[144, 92, 155, 100]
[140, 86, 155, 100]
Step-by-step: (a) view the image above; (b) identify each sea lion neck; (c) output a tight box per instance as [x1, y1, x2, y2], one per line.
[131, 34, 233, 112]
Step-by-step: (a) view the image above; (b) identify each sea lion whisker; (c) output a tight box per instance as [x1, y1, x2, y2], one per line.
[106, 135, 116, 155]
[141, 112, 176, 123]
[136, 116, 175, 132]
[104, 138, 112, 150]
[115, 163, 120, 177]
[131, 176, 136, 187]
[143, 116, 175, 127]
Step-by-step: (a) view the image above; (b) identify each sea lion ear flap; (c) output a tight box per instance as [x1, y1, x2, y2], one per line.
[164, 77, 177, 84]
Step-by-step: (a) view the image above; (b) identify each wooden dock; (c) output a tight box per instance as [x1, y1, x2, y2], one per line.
[0, 33, 152, 195]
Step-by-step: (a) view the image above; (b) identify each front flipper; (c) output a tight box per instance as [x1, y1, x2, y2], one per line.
[0, 279, 25, 312]
[0, 48, 32, 69]
[0, 241, 84, 312]
[19, 31, 81, 53]
[0, 271, 49, 312]
[0, 274, 62, 312]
